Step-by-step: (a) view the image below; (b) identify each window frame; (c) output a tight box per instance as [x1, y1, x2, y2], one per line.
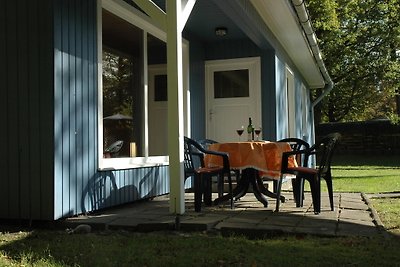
[98, 0, 190, 170]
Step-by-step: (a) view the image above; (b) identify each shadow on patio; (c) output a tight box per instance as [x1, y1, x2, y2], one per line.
[63, 191, 390, 239]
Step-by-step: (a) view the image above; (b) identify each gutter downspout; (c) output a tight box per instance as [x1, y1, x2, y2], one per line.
[290, 0, 334, 107]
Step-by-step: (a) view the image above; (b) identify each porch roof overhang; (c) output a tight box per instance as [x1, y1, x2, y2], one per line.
[251, 0, 326, 88]
[250, 0, 334, 106]
[137, 1, 332, 93]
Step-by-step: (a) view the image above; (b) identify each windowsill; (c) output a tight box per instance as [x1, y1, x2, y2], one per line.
[99, 156, 169, 171]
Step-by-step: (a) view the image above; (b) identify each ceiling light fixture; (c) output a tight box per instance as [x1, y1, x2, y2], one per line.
[215, 27, 228, 37]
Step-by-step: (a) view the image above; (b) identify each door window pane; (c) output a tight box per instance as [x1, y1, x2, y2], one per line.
[214, 70, 249, 98]
[154, 74, 168, 101]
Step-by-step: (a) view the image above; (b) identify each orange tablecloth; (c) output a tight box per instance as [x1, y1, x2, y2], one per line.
[205, 141, 297, 179]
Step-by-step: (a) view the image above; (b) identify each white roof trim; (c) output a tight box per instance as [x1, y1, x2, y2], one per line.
[250, 0, 325, 88]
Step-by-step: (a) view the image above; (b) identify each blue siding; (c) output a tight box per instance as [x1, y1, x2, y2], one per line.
[261, 51, 277, 141]
[53, 0, 98, 219]
[275, 56, 288, 140]
[188, 39, 206, 139]
[53, 0, 170, 219]
[80, 167, 169, 213]
[205, 39, 260, 60]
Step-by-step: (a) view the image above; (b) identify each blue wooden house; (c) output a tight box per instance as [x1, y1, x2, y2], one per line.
[0, 0, 332, 220]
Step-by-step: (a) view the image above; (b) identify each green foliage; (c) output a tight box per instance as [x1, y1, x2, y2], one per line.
[307, 0, 400, 122]
[102, 49, 134, 118]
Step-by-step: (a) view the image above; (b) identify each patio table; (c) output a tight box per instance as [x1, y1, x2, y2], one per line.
[205, 141, 296, 207]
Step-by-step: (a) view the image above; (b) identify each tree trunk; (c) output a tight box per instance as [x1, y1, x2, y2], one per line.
[313, 104, 322, 125]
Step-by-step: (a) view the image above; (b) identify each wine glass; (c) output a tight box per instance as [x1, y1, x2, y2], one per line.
[236, 126, 244, 141]
[254, 127, 262, 141]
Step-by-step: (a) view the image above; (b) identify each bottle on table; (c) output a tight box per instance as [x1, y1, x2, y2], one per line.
[247, 117, 254, 141]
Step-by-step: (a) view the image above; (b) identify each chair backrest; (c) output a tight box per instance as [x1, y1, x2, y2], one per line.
[311, 133, 341, 175]
[278, 138, 310, 167]
[197, 139, 218, 165]
[197, 139, 218, 150]
[184, 137, 197, 176]
[183, 137, 208, 178]
[104, 140, 124, 157]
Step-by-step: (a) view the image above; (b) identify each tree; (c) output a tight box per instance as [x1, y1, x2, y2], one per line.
[306, 0, 400, 123]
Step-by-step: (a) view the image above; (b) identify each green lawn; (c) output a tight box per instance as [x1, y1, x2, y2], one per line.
[321, 154, 400, 193]
[0, 154, 399, 267]
[0, 230, 399, 267]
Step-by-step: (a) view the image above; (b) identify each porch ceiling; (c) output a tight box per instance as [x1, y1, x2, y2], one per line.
[185, 0, 325, 88]
[184, 1, 248, 42]
[149, 0, 326, 88]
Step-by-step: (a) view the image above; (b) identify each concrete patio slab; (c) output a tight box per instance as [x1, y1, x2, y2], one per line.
[62, 192, 388, 238]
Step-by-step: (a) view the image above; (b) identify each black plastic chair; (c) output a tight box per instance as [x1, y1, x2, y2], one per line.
[274, 138, 310, 212]
[281, 133, 341, 213]
[104, 140, 124, 157]
[197, 138, 241, 199]
[184, 137, 233, 212]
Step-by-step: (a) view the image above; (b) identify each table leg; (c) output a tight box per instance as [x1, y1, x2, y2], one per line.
[214, 170, 249, 205]
[256, 176, 285, 203]
[214, 168, 282, 208]
[246, 168, 269, 207]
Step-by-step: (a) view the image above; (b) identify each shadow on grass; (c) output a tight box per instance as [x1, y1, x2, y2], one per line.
[2, 191, 400, 266]
[0, 216, 400, 266]
[333, 154, 399, 167]
[333, 174, 398, 179]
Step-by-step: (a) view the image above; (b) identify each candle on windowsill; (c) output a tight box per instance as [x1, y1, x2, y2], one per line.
[130, 142, 137, 157]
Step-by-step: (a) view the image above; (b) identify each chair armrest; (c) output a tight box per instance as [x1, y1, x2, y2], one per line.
[204, 150, 230, 170]
[188, 139, 230, 170]
[281, 147, 313, 170]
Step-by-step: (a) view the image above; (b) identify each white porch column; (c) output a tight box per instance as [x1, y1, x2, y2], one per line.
[166, 0, 185, 214]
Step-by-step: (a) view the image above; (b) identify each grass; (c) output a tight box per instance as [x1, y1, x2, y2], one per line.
[322, 154, 399, 193]
[0, 154, 399, 266]
[1, 229, 400, 267]
[370, 198, 400, 235]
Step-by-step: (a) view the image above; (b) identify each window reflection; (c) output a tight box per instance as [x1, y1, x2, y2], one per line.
[214, 70, 249, 98]
[102, 10, 142, 158]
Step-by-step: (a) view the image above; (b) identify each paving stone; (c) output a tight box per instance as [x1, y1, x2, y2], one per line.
[215, 221, 259, 231]
[336, 221, 381, 237]
[62, 192, 381, 238]
[220, 226, 286, 239]
[304, 211, 338, 222]
[263, 215, 303, 227]
[135, 223, 173, 232]
[340, 209, 373, 222]
[183, 214, 227, 225]
[296, 223, 337, 237]
[217, 215, 265, 226]
[255, 223, 295, 234]
[340, 201, 369, 211]
[293, 226, 336, 237]
[66, 215, 117, 225]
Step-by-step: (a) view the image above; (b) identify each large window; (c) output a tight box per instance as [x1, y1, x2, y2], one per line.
[99, 1, 189, 169]
[102, 9, 143, 158]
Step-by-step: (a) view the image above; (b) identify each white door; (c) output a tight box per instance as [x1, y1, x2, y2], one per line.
[148, 64, 168, 156]
[205, 57, 261, 142]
